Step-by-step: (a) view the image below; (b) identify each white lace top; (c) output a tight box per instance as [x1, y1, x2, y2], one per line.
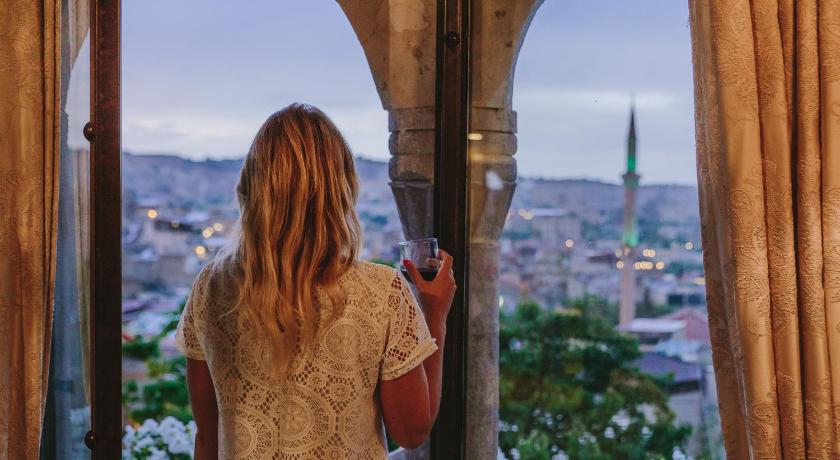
[175, 260, 438, 459]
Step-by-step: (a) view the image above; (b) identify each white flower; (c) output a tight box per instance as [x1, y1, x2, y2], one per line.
[147, 446, 168, 460]
[138, 418, 158, 437]
[169, 435, 192, 455]
[134, 435, 154, 450]
[122, 425, 137, 449]
[158, 416, 187, 450]
[124, 417, 198, 459]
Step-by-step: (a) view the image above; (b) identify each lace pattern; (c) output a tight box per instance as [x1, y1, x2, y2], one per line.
[175, 260, 437, 459]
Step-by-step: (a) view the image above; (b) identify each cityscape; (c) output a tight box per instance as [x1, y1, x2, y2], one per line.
[120, 110, 722, 457]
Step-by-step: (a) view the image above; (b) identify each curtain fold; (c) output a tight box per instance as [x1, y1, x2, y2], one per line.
[690, 0, 840, 458]
[0, 1, 62, 459]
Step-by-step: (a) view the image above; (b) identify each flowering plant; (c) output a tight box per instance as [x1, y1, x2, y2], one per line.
[123, 417, 197, 460]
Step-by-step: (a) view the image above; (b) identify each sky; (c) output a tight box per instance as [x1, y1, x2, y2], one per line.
[122, 1, 696, 185]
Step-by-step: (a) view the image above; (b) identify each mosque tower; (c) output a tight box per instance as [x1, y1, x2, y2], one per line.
[619, 103, 640, 326]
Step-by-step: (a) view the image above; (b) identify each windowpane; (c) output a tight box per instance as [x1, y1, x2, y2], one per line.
[120, 1, 422, 456]
[42, 0, 92, 457]
[468, 2, 723, 459]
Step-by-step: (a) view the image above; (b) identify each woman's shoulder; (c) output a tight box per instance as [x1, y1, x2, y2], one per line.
[351, 260, 402, 289]
[189, 257, 240, 307]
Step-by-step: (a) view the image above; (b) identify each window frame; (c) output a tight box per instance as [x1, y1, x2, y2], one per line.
[430, 0, 471, 457]
[88, 0, 122, 458]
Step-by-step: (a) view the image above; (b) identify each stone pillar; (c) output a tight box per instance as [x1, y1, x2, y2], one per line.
[339, 1, 543, 457]
[466, 3, 543, 458]
[337, 0, 438, 240]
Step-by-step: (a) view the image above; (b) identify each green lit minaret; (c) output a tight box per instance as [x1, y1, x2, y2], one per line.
[619, 102, 640, 326]
[622, 104, 639, 247]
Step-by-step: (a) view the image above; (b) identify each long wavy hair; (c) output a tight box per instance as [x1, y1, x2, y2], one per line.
[220, 103, 362, 378]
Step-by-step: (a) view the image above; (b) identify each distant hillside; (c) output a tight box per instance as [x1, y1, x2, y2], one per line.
[122, 152, 699, 225]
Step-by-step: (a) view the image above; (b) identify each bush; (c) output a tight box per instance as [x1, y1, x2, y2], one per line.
[499, 301, 691, 460]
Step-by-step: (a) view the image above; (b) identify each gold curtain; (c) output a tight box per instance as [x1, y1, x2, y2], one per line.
[690, 0, 840, 458]
[0, 0, 61, 459]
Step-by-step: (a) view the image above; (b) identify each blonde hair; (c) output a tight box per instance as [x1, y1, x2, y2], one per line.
[222, 103, 361, 378]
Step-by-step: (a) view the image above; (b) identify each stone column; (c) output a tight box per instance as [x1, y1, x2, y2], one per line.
[466, 3, 543, 458]
[339, 1, 543, 457]
[338, 0, 438, 241]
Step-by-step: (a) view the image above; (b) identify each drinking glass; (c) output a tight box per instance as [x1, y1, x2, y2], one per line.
[399, 238, 440, 284]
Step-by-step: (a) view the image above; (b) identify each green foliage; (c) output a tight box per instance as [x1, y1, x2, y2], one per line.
[567, 295, 618, 326]
[369, 257, 395, 268]
[663, 260, 704, 277]
[123, 335, 161, 361]
[499, 301, 691, 460]
[123, 300, 193, 424]
[636, 288, 676, 319]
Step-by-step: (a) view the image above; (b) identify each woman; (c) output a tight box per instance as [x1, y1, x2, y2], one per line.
[175, 103, 456, 459]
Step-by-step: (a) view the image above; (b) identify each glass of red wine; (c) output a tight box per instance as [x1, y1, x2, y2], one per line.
[399, 238, 440, 284]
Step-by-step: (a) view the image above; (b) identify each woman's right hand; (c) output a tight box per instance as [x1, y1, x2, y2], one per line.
[402, 249, 457, 324]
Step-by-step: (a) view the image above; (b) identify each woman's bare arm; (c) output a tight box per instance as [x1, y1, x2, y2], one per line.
[379, 251, 456, 449]
[187, 358, 219, 460]
[380, 364, 433, 449]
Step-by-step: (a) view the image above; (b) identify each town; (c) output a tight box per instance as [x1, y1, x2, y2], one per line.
[120, 146, 721, 457]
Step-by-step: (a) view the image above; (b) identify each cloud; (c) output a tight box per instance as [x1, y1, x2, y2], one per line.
[123, 104, 390, 160]
[324, 105, 390, 158]
[514, 88, 682, 113]
[123, 113, 261, 157]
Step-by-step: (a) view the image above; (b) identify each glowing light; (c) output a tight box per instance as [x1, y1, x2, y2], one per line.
[147, 209, 158, 219]
[170, 221, 180, 228]
[685, 241, 694, 250]
[649, 249, 656, 258]
[467, 133, 484, 141]
[565, 239, 574, 248]
[499, 296, 504, 308]
[633, 261, 657, 270]
[202, 228, 214, 238]
[194, 245, 206, 256]
[518, 209, 534, 221]
[655, 261, 665, 270]
[212, 222, 224, 231]
[615, 249, 623, 257]
[616, 260, 625, 269]
[518, 209, 528, 217]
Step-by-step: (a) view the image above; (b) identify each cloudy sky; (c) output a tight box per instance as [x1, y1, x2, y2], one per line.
[123, 1, 696, 184]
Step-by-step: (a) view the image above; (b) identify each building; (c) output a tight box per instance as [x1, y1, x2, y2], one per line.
[619, 104, 640, 326]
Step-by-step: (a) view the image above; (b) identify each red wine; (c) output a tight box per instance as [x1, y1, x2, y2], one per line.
[401, 268, 438, 283]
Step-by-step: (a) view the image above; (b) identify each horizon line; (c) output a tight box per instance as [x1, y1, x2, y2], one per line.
[122, 150, 698, 187]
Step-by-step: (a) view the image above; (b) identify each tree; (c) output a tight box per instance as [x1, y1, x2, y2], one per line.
[636, 288, 675, 319]
[123, 300, 193, 424]
[499, 301, 691, 460]
[567, 294, 618, 325]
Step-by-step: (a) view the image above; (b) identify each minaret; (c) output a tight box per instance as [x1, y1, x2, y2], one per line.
[619, 103, 640, 326]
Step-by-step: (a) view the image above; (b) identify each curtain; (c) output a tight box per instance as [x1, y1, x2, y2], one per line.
[689, 0, 840, 458]
[0, 1, 62, 459]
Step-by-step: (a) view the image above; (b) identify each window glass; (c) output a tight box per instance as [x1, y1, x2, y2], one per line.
[467, 2, 723, 458]
[120, 1, 413, 455]
[42, 0, 92, 457]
